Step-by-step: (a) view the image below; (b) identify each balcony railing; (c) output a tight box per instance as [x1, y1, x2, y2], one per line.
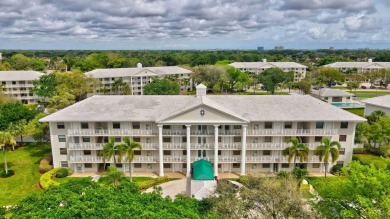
[246, 143, 318, 150]
[69, 156, 158, 163]
[68, 143, 104, 150]
[247, 129, 338, 136]
[68, 129, 157, 136]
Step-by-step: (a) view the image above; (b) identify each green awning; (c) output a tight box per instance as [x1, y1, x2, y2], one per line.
[193, 159, 214, 180]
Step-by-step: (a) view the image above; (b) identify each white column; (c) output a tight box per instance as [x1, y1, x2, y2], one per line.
[214, 125, 219, 177]
[186, 125, 191, 177]
[130, 77, 133, 95]
[241, 125, 248, 176]
[140, 77, 143, 95]
[158, 125, 164, 176]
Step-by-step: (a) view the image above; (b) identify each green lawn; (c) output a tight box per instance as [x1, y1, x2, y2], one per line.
[0, 143, 51, 207]
[307, 177, 353, 201]
[352, 154, 389, 169]
[343, 108, 364, 117]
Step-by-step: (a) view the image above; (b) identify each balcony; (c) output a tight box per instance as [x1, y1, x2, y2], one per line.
[67, 129, 157, 136]
[69, 156, 158, 163]
[163, 143, 185, 149]
[68, 143, 104, 150]
[247, 129, 338, 136]
[246, 143, 318, 150]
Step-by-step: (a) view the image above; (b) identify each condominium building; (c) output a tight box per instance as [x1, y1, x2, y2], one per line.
[0, 71, 43, 104]
[41, 85, 365, 176]
[311, 88, 354, 104]
[229, 60, 308, 82]
[86, 63, 192, 95]
[361, 94, 390, 116]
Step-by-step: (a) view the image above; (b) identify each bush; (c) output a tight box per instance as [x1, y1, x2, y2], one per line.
[379, 145, 390, 158]
[353, 154, 389, 170]
[39, 153, 53, 173]
[55, 168, 69, 178]
[0, 170, 15, 178]
[330, 165, 343, 176]
[136, 176, 170, 190]
[353, 148, 367, 154]
[39, 168, 61, 189]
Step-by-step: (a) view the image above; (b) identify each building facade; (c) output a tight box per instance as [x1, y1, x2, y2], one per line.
[41, 85, 365, 176]
[87, 64, 192, 95]
[311, 88, 354, 104]
[229, 60, 308, 82]
[361, 95, 390, 116]
[0, 71, 43, 104]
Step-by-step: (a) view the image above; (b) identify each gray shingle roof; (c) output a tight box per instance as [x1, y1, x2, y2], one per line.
[86, 66, 192, 78]
[311, 89, 354, 97]
[0, 71, 43, 81]
[323, 62, 390, 69]
[229, 62, 308, 69]
[361, 95, 390, 109]
[40, 94, 365, 122]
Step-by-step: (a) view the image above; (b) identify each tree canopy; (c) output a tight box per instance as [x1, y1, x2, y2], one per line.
[259, 67, 293, 94]
[143, 78, 180, 95]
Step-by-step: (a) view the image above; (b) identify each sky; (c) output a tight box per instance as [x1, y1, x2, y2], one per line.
[0, 0, 389, 50]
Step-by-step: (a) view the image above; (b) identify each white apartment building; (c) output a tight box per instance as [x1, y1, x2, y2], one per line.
[86, 64, 192, 95]
[41, 85, 365, 177]
[361, 94, 390, 116]
[0, 71, 43, 104]
[229, 59, 308, 82]
[311, 89, 354, 104]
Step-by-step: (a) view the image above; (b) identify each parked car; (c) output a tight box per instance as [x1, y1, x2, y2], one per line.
[360, 86, 367, 89]
[370, 85, 377, 89]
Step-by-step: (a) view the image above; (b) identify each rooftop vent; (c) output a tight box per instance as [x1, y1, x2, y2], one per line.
[137, 63, 143, 68]
[196, 84, 207, 97]
[368, 59, 373, 63]
[263, 59, 267, 63]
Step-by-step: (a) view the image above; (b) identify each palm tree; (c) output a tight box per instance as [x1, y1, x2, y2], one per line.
[181, 78, 190, 92]
[291, 167, 308, 190]
[102, 137, 118, 165]
[117, 137, 142, 182]
[104, 166, 124, 187]
[7, 119, 28, 149]
[0, 131, 16, 174]
[315, 138, 341, 178]
[283, 138, 309, 167]
[112, 78, 126, 95]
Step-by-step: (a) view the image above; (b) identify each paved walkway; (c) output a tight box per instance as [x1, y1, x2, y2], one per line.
[145, 178, 188, 199]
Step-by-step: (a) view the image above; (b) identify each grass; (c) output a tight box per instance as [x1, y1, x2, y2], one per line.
[343, 107, 364, 117]
[300, 183, 314, 199]
[0, 143, 51, 207]
[98, 176, 153, 185]
[352, 154, 389, 169]
[307, 177, 353, 201]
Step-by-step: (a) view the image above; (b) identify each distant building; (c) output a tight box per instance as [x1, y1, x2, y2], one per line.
[257, 47, 264, 51]
[274, 46, 284, 51]
[0, 71, 43, 104]
[361, 95, 390, 116]
[86, 64, 192, 95]
[311, 88, 354, 104]
[229, 59, 308, 82]
[329, 47, 334, 50]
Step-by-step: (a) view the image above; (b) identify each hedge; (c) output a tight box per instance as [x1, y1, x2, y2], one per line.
[40, 168, 73, 189]
[136, 176, 170, 190]
[353, 148, 367, 154]
[352, 154, 389, 170]
[39, 153, 53, 173]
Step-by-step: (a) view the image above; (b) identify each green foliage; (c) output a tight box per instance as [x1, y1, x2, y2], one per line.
[297, 78, 312, 94]
[366, 110, 386, 124]
[12, 179, 216, 218]
[259, 67, 293, 94]
[104, 166, 124, 187]
[283, 138, 309, 165]
[0, 102, 39, 131]
[353, 147, 367, 154]
[26, 113, 50, 143]
[0, 169, 15, 178]
[31, 73, 57, 98]
[352, 154, 389, 169]
[143, 77, 180, 95]
[315, 138, 341, 177]
[330, 164, 344, 176]
[191, 65, 227, 91]
[39, 168, 62, 189]
[55, 168, 70, 178]
[379, 144, 390, 158]
[136, 176, 170, 190]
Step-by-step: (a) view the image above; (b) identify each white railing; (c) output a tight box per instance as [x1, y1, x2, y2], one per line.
[142, 143, 158, 149]
[68, 143, 104, 150]
[247, 129, 338, 136]
[218, 130, 242, 135]
[69, 156, 158, 163]
[219, 156, 241, 162]
[191, 143, 213, 149]
[220, 143, 241, 149]
[162, 130, 186, 135]
[3, 84, 34, 88]
[246, 143, 318, 150]
[163, 143, 185, 149]
[190, 130, 215, 135]
[68, 129, 157, 136]
[163, 156, 185, 162]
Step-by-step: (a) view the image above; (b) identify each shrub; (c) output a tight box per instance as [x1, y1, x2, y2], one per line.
[330, 165, 343, 176]
[379, 145, 390, 158]
[39, 168, 61, 189]
[353, 148, 367, 154]
[136, 176, 170, 190]
[55, 168, 69, 178]
[39, 163, 53, 173]
[39, 153, 53, 173]
[0, 170, 15, 178]
[353, 155, 389, 170]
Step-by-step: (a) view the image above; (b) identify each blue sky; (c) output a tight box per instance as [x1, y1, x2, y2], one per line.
[0, 0, 389, 50]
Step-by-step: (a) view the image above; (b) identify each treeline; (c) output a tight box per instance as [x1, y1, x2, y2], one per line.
[1, 49, 390, 72]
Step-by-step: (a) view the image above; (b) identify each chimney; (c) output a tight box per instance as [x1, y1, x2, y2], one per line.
[263, 59, 267, 63]
[137, 63, 143, 68]
[196, 84, 207, 97]
[368, 59, 372, 63]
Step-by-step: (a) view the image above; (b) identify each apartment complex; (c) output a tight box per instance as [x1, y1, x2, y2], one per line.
[311, 88, 354, 104]
[41, 85, 365, 176]
[0, 71, 42, 104]
[361, 94, 390, 116]
[229, 60, 308, 82]
[86, 64, 192, 95]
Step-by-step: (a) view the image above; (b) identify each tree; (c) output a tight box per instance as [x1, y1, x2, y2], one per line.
[355, 122, 370, 144]
[346, 81, 359, 94]
[368, 116, 390, 147]
[112, 78, 126, 95]
[143, 78, 179, 95]
[0, 102, 39, 131]
[315, 138, 341, 177]
[101, 137, 118, 165]
[55, 70, 100, 101]
[0, 131, 16, 174]
[10, 54, 31, 70]
[181, 78, 191, 92]
[297, 79, 312, 94]
[104, 166, 124, 187]
[318, 68, 345, 87]
[7, 119, 28, 150]
[26, 113, 50, 143]
[117, 137, 142, 183]
[259, 68, 293, 94]
[366, 110, 386, 124]
[31, 73, 57, 98]
[283, 138, 309, 167]
[291, 167, 308, 190]
[191, 65, 227, 91]
[47, 92, 75, 113]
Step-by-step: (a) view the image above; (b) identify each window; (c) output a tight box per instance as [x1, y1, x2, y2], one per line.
[337, 161, 344, 166]
[132, 122, 140, 129]
[233, 163, 240, 168]
[340, 122, 348, 129]
[264, 136, 272, 142]
[60, 148, 67, 155]
[164, 163, 171, 168]
[147, 164, 153, 169]
[284, 122, 292, 129]
[113, 122, 120, 129]
[312, 163, 320, 168]
[116, 164, 123, 168]
[134, 163, 142, 168]
[339, 148, 345, 155]
[218, 164, 222, 168]
[218, 137, 222, 143]
[183, 150, 187, 155]
[81, 122, 89, 129]
[82, 136, 90, 142]
[163, 150, 171, 155]
[265, 122, 273, 129]
[60, 161, 69, 168]
[163, 137, 171, 143]
[233, 150, 241, 156]
[262, 163, 270, 168]
[332, 97, 342, 102]
[233, 136, 241, 142]
[263, 150, 271, 155]
[282, 163, 289, 168]
[132, 137, 140, 142]
[339, 135, 347, 142]
[233, 125, 241, 129]
[218, 150, 221, 155]
[163, 125, 171, 129]
[316, 122, 324, 129]
[58, 135, 66, 142]
[182, 163, 187, 168]
[182, 136, 187, 143]
[134, 151, 141, 155]
[57, 122, 65, 129]
[314, 136, 322, 142]
[85, 163, 92, 168]
[83, 150, 91, 155]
